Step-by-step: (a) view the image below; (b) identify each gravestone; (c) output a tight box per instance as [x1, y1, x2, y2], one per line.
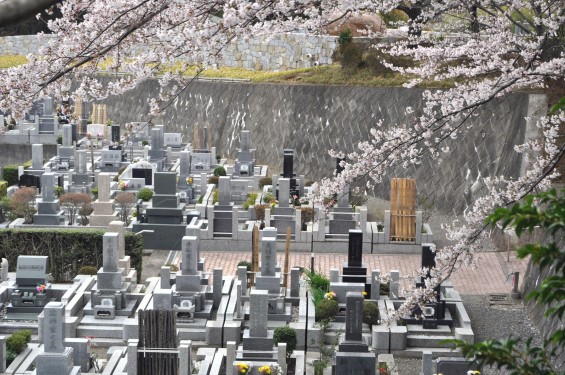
[164, 133, 182, 147]
[254, 237, 280, 294]
[342, 230, 367, 283]
[58, 124, 74, 161]
[233, 130, 255, 177]
[90, 173, 117, 226]
[278, 178, 290, 208]
[33, 173, 65, 225]
[334, 292, 375, 374]
[436, 357, 479, 375]
[133, 172, 186, 249]
[8, 256, 51, 319]
[18, 173, 41, 190]
[132, 167, 152, 186]
[35, 302, 79, 375]
[169, 235, 212, 317]
[32, 144, 44, 170]
[242, 290, 274, 358]
[329, 184, 357, 234]
[111, 124, 120, 142]
[90, 232, 133, 319]
[213, 176, 234, 235]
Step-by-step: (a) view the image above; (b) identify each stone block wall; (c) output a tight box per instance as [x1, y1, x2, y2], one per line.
[0, 33, 345, 70]
[97, 77, 545, 216]
[0, 35, 56, 56]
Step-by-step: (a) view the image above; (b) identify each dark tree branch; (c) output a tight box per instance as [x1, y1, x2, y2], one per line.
[0, 0, 63, 29]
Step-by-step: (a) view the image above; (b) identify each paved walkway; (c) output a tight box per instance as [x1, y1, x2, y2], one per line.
[170, 249, 529, 295]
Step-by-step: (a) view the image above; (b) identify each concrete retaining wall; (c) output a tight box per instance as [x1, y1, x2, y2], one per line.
[0, 143, 57, 167]
[96, 78, 545, 215]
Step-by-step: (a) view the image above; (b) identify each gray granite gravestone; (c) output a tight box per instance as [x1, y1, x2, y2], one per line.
[233, 130, 255, 177]
[35, 302, 79, 375]
[90, 173, 117, 226]
[436, 357, 479, 375]
[32, 144, 44, 170]
[255, 237, 280, 294]
[33, 173, 65, 225]
[278, 178, 290, 208]
[90, 232, 133, 319]
[242, 289, 274, 357]
[7, 256, 50, 319]
[133, 172, 186, 249]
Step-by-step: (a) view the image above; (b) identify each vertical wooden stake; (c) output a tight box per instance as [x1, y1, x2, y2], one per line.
[284, 226, 291, 288]
[251, 224, 259, 287]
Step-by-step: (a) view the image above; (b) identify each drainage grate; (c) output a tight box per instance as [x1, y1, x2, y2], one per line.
[489, 294, 511, 305]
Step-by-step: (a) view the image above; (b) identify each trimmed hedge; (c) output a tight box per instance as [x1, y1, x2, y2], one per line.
[2, 165, 18, 187]
[0, 229, 143, 282]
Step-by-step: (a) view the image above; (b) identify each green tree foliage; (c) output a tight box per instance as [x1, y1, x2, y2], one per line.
[452, 187, 565, 374]
[273, 326, 297, 358]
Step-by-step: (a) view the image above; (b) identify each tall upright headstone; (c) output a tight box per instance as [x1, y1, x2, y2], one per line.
[233, 130, 255, 177]
[334, 292, 375, 374]
[32, 144, 44, 170]
[278, 178, 290, 208]
[342, 229, 367, 283]
[89, 172, 117, 226]
[255, 237, 280, 293]
[35, 302, 78, 375]
[33, 173, 65, 225]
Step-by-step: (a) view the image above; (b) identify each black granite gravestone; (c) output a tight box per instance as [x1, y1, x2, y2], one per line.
[342, 230, 367, 283]
[18, 174, 41, 191]
[283, 149, 294, 179]
[111, 125, 120, 143]
[132, 168, 152, 186]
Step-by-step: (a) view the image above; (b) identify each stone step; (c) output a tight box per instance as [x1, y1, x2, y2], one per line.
[407, 334, 456, 348]
[77, 325, 124, 339]
[393, 347, 462, 358]
[178, 327, 207, 341]
[406, 324, 453, 335]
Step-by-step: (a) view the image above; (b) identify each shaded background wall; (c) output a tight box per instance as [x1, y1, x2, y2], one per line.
[97, 79, 545, 215]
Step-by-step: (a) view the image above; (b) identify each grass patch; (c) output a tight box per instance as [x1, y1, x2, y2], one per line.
[1, 53, 454, 88]
[0, 55, 28, 68]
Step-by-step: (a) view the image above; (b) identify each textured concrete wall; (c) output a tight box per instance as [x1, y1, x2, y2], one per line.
[0, 143, 57, 167]
[98, 78, 545, 215]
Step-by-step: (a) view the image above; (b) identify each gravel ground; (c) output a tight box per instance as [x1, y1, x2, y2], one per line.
[393, 295, 543, 375]
[365, 197, 542, 374]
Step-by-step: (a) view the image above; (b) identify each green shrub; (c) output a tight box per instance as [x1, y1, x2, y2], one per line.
[7, 330, 32, 353]
[208, 176, 219, 185]
[380, 9, 409, 27]
[273, 326, 297, 357]
[6, 350, 17, 366]
[212, 188, 219, 204]
[242, 193, 258, 210]
[337, 29, 353, 45]
[91, 187, 99, 200]
[379, 283, 390, 296]
[262, 192, 276, 204]
[216, 154, 222, 163]
[258, 177, 272, 189]
[2, 165, 18, 187]
[56, 135, 63, 145]
[137, 188, 154, 202]
[315, 299, 339, 321]
[22, 160, 32, 169]
[198, 195, 204, 204]
[237, 260, 252, 271]
[77, 266, 98, 275]
[0, 181, 7, 198]
[55, 186, 64, 198]
[363, 301, 380, 328]
[141, 140, 148, 146]
[304, 269, 330, 292]
[213, 166, 227, 177]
